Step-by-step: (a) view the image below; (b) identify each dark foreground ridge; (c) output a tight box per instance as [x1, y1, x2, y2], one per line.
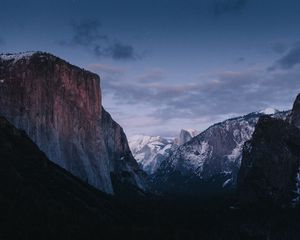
[0, 116, 126, 239]
[238, 116, 300, 206]
[2, 116, 300, 240]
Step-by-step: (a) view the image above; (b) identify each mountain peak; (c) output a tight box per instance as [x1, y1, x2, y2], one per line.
[258, 107, 279, 115]
[177, 128, 199, 145]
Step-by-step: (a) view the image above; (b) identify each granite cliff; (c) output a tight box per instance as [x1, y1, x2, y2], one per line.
[0, 52, 145, 194]
[238, 94, 300, 206]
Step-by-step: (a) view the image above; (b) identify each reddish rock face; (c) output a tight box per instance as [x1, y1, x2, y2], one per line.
[0, 52, 145, 194]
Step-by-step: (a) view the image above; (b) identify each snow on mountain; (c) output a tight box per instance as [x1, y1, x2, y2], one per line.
[0, 52, 37, 63]
[129, 109, 291, 195]
[128, 135, 174, 174]
[258, 107, 279, 115]
[129, 128, 199, 174]
[151, 110, 291, 194]
[175, 129, 199, 145]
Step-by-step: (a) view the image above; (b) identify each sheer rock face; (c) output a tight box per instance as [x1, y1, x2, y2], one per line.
[0, 116, 122, 237]
[177, 129, 199, 145]
[101, 108, 146, 191]
[237, 116, 300, 206]
[289, 93, 300, 128]
[0, 52, 145, 194]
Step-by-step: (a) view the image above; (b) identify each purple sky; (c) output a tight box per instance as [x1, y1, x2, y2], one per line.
[1, 0, 300, 136]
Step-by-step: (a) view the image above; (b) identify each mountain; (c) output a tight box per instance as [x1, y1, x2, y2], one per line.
[0, 116, 126, 239]
[128, 129, 198, 174]
[175, 129, 199, 145]
[128, 135, 171, 174]
[151, 109, 290, 195]
[129, 135, 174, 174]
[238, 94, 300, 206]
[289, 93, 300, 128]
[4, 116, 300, 240]
[237, 116, 300, 206]
[0, 52, 146, 195]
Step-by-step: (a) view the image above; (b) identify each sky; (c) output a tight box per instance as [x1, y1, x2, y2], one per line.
[1, 0, 300, 137]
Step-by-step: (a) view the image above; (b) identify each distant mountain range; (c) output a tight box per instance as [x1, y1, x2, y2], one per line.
[2, 51, 300, 238]
[128, 129, 198, 174]
[130, 109, 291, 195]
[2, 52, 299, 205]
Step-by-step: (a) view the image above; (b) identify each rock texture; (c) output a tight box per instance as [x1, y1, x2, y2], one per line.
[237, 116, 300, 206]
[0, 52, 145, 194]
[289, 93, 300, 128]
[151, 110, 290, 195]
[101, 108, 146, 192]
[0, 116, 124, 239]
[129, 135, 174, 174]
[177, 129, 199, 145]
[128, 129, 198, 175]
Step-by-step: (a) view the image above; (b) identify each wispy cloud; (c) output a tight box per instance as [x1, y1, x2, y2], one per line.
[61, 19, 139, 60]
[70, 20, 107, 46]
[269, 42, 300, 70]
[270, 42, 288, 54]
[135, 69, 166, 83]
[87, 63, 127, 75]
[102, 42, 137, 60]
[104, 67, 300, 125]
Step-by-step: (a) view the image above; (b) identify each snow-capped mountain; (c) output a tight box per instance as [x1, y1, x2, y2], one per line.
[258, 107, 279, 115]
[129, 129, 199, 174]
[174, 129, 199, 145]
[151, 109, 291, 195]
[129, 135, 174, 174]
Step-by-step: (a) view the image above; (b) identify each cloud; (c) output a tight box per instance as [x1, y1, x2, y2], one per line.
[274, 45, 300, 70]
[87, 63, 127, 75]
[135, 69, 166, 83]
[268, 42, 300, 70]
[235, 57, 245, 63]
[104, 42, 137, 60]
[70, 20, 107, 46]
[213, 0, 248, 16]
[62, 19, 138, 60]
[270, 42, 287, 54]
[103, 66, 300, 126]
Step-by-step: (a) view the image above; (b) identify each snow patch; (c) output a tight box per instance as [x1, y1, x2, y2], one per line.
[0, 52, 37, 63]
[129, 134, 174, 174]
[222, 178, 232, 187]
[259, 108, 278, 115]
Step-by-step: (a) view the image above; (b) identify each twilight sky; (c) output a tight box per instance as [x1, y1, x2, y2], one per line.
[1, 0, 300, 137]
